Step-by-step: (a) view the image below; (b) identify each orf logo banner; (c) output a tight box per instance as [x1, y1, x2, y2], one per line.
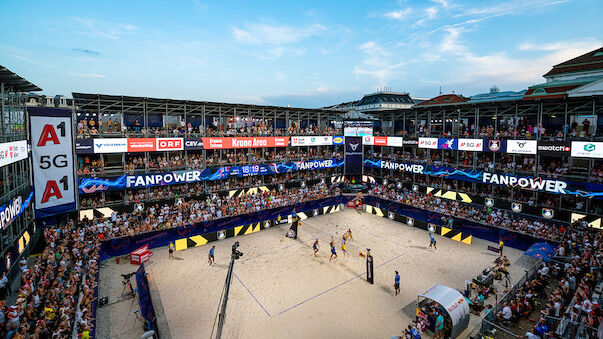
[28, 107, 76, 217]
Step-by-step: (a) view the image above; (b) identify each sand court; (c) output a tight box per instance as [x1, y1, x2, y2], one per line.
[99, 209, 526, 339]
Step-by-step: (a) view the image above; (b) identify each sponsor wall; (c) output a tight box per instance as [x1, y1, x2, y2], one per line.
[79, 158, 344, 192]
[0, 140, 28, 168]
[362, 136, 403, 147]
[28, 107, 76, 217]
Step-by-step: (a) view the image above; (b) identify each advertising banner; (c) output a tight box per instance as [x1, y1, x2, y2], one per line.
[93, 138, 127, 153]
[571, 141, 603, 158]
[458, 139, 483, 152]
[127, 138, 156, 152]
[485, 139, 506, 152]
[438, 138, 458, 150]
[0, 140, 28, 168]
[28, 107, 76, 217]
[365, 158, 603, 197]
[203, 137, 289, 149]
[74, 139, 94, 154]
[418, 137, 438, 149]
[345, 136, 363, 176]
[332, 136, 344, 145]
[156, 137, 183, 151]
[184, 138, 204, 150]
[363, 136, 403, 147]
[79, 158, 344, 192]
[291, 136, 333, 146]
[0, 187, 33, 231]
[507, 140, 537, 155]
[537, 141, 571, 155]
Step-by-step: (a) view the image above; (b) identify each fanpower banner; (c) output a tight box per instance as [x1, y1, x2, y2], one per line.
[28, 107, 76, 217]
[79, 158, 344, 193]
[0, 187, 33, 231]
[365, 158, 603, 198]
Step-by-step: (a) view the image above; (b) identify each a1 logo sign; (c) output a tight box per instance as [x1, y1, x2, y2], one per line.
[36, 122, 70, 204]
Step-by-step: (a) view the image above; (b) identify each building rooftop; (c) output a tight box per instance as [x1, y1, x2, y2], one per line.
[414, 94, 469, 107]
[467, 86, 526, 103]
[543, 47, 603, 78]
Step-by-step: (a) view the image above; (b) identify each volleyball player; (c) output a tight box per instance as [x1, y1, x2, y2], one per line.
[168, 242, 175, 259]
[330, 238, 337, 261]
[313, 239, 319, 256]
[208, 245, 215, 266]
[341, 239, 349, 257]
[394, 271, 401, 296]
[429, 233, 437, 251]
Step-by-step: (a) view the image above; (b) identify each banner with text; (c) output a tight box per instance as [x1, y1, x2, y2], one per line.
[79, 158, 344, 193]
[28, 107, 76, 217]
[0, 140, 28, 168]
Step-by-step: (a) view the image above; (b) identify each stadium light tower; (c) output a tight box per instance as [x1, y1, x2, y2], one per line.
[215, 241, 243, 339]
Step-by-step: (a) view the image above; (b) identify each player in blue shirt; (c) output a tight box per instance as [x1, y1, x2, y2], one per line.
[394, 271, 401, 296]
[208, 246, 215, 266]
[429, 233, 437, 250]
[329, 238, 337, 261]
[313, 239, 319, 256]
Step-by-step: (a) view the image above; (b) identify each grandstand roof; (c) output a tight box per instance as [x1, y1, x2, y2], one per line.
[543, 47, 603, 78]
[0, 65, 42, 92]
[467, 87, 526, 104]
[523, 76, 603, 100]
[356, 91, 417, 106]
[414, 94, 469, 107]
[72, 92, 335, 119]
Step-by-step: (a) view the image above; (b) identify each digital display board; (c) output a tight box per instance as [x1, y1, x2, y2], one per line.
[344, 121, 373, 137]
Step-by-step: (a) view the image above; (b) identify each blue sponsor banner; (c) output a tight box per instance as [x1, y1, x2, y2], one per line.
[365, 158, 603, 198]
[485, 139, 507, 152]
[438, 138, 458, 150]
[332, 136, 344, 145]
[99, 196, 348, 260]
[80, 158, 344, 193]
[0, 188, 33, 232]
[135, 264, 156, 331]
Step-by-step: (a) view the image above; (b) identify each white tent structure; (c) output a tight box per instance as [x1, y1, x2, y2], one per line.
[417, 284, 470, 338]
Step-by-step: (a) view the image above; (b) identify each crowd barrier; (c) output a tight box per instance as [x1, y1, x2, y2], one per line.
[99, 195, 349, 260]
[364, 196, 554, 251]
[136, 263, 158, 335]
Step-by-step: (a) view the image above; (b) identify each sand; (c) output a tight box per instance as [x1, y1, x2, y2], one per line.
[97, 208, 526, 339]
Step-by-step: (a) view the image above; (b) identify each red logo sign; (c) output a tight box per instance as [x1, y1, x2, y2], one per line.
[374, 137, 388, 146]
[202, 137, 290, 149]
[127, 138, 156, 152]
[156, 138, 183, 151]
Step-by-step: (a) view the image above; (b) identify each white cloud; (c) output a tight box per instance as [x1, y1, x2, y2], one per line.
[70, 73, 107, 79]
[457, 0, 570, 18]
[431, 0, 449, 7]
[413, 6, 439, 26]
[232, 23, 325, 45]
[432, 36, 603, 87]
[384, 8, 413, 20]
[72, 17, 137, 40]
[353, 41, 405, 85]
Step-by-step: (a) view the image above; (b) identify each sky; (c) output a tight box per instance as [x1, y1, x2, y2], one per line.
[1, 0, 602, 108]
